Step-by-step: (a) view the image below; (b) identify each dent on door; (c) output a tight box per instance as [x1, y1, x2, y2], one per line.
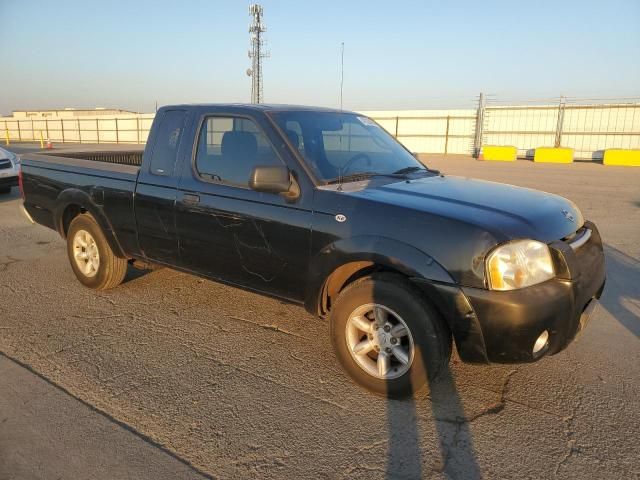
[185, 201, 287, 284]
[233, 218, 286, 282]
[212, 207, 286, 283]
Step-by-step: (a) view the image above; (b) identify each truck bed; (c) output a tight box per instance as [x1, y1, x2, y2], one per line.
[50, 150, 143, 166]
[22, 150, 141, 180]
[21, 149, 142, 258]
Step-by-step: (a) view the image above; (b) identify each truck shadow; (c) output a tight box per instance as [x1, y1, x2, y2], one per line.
[600, 244, 640, 338]
[122, 264, 155, 284]
[364, 277, 482, 479]
[385, 364, 481, 479]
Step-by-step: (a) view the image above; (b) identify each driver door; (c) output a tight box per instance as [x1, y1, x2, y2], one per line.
[175, 113, 312, 301]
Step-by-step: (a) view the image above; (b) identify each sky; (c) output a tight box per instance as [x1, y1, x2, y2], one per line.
[1, 0, 639, 115]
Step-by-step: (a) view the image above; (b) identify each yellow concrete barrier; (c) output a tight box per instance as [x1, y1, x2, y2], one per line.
[482, 145, 517, 161]
[603, 149, 640, 167]
[534, 147, 573, 163]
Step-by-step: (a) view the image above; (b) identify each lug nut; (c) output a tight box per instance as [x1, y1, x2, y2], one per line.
[391, 338, 397, 344]
[385, 347, 391, 353]
[384, 325, 391, 332]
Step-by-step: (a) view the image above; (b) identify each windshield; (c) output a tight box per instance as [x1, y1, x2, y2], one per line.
[270, 111, 427, 183]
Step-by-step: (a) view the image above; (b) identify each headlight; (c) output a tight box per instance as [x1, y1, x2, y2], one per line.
[486, 240, 555, 291]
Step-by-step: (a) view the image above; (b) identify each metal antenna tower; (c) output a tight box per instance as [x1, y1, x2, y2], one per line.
[247, 4, 269, 104]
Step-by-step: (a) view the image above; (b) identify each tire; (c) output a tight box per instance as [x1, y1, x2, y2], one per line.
[330, 273, 451, 398]
[66, 213, 128, 290]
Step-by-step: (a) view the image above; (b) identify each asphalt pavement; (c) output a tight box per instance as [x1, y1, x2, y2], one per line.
[0, 146, 638, 479]
[0, 354, 206, 480]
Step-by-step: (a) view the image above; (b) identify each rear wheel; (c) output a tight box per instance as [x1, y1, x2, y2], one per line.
[66, 213, 128, 290]
[330, 273, 451, 398]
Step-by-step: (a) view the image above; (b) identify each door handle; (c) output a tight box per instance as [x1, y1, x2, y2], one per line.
[183, 193, 200, 205]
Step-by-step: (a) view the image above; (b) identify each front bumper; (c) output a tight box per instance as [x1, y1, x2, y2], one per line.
[413, 221, 606, 363]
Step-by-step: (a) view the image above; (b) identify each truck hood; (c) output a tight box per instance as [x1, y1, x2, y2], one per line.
[353, 174, 583, 242]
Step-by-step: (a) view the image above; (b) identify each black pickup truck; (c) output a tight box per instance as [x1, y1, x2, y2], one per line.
[20, 104, 606, 397]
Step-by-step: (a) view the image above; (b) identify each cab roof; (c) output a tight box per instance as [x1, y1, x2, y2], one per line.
[159, 103, 358, 115]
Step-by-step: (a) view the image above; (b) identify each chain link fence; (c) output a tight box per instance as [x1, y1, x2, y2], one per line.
[481, 96, 640, 159]
[366, 95, 640, 160]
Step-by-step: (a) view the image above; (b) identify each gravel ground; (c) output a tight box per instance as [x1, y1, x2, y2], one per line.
[1, 149, 639, 479]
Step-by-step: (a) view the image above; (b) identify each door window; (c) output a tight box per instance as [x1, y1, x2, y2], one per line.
[194, 117, 283, 187]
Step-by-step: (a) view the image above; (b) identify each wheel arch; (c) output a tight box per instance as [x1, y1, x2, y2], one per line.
[54, 188, 126, 258]
[305, 236, 454, 317]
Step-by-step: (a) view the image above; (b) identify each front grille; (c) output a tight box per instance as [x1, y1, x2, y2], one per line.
[0, 159, 12, 170]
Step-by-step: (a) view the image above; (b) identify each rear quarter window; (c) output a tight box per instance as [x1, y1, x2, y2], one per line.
[149, 110, 187, 176]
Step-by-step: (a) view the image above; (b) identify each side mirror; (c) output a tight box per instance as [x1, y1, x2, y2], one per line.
[249, 165, 292, 194]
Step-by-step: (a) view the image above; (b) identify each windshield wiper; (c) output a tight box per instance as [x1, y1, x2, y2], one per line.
[327, 172, 407, 185]
[392, 166, 431, 175]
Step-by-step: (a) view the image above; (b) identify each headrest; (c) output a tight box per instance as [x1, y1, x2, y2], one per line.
[221, 131, 258, 159]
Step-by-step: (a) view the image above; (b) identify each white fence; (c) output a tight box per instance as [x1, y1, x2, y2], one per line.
[0, 114, 155, 145]
[361, 109, 477, 155]
[2, 99, 639, 159]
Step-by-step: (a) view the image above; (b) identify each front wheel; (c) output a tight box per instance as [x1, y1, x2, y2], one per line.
[330, 273, 451, 398]
[66, 213, 128, 290]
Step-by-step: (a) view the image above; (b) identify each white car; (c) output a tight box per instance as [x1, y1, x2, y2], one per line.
[0, 146, 20, 194]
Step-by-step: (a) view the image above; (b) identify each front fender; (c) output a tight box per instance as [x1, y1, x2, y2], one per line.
[304, 235, 454, 313]
[53, 188, 126, 258]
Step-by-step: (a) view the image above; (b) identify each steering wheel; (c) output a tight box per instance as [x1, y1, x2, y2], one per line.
[341, 153, 372, 175]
